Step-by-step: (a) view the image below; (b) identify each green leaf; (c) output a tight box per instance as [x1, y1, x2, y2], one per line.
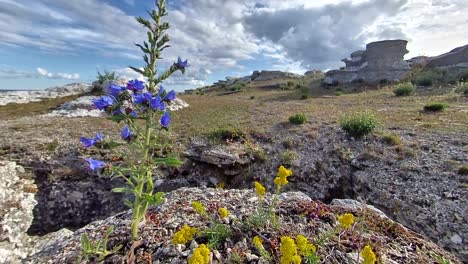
[112, 188, 134, 194]
[100, 140, 124, 150]
[129, 66, 145, 75]
[142, 192, 165, 206]
[80, 233, 91, 251]
[124, 199, 133, 209]
[107, 115, 127, 123]
[153, 157, 183, 167]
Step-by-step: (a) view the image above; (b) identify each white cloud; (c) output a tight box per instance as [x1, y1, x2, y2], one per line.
[113, 67, 145, 81]
[0, 67, 79, 79]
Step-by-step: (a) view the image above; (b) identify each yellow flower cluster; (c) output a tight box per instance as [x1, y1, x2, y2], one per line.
[216, 182, 225, 189]
[253, 236, 263, 249]
[361, 245, 376, 264]
[296, 235, 316, 256]
[254, 181, 266, 198]
[338, 213, 355, 229]
[280, 236, 301, 264]
[192, 201, 207, 216]
[274, 166, 293, 190]
[172, 225, 197, 245]
[218, 207, 229, 218]
[188, 244, 210, 264]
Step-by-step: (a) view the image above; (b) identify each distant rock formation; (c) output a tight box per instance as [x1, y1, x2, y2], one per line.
[324, 40, 411, 84]
[425, 44, 468, 68]
[251, 70, 300, 81]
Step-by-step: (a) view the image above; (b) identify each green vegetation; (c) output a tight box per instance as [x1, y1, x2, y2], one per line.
[209, 128, 247, 142]
[79, 226, 122, 262]
[423, 102, 448, 112]
[289, 113, 307, 125]
[381, 133, 401, 146]
[335, 91, 343, 96]
[203, 223, 232, 248]
[281, 150, 298, 164]
[393, 82, 416, 96]
[340, 112, 377, 138]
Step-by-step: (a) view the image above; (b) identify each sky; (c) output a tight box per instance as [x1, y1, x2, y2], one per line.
[0, 0, 467, 91]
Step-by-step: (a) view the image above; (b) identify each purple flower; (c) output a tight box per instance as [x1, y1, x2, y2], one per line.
[175, 57, 189, 69]
[113, 107, 124, 116]
[160, 112, 171, 128]
[130, 110, 138, 118]
[86, 158, 106, 171]
[127, 79, 145, 92]
[80, 137, 96, 148]
[158, 86, 166, 95]
[164, 90, 176, 102]
[121, 125, 132, 140]
[80, 132, 104, 148]
[150, 95, 165, 111]
[94, 132, 104, 142]
[93, 96, 115, 110]
[108, 83, 125, 97]
[133, 92, 153, 104]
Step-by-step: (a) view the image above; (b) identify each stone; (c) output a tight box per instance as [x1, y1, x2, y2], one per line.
[425, 44, 468, 68]
[184, 140, 252, 167]
[251, 70, 300, 81]
[450, 234, 463, 244]
[324, 40, 411, 84]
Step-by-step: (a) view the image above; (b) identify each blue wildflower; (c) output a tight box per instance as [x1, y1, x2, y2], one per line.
[108, 83, 125, 97]
[130, 110, 138, 118]
[121, 125, 132, 140]
[80, 132, 104, 148]
[94, 132, 104, 142]
[133, 92, 153, 104]
[127, 79, 145, 92]
[93, 96, 115, 110]
[113, 107, 124, 116]
[175, 57, 189, 69]
[86, 158, 106, 171]
[164, 90, 176, 102]
[158, 86, 166, 95]
[160, 112, 171, 128]
[80, 137, 96, 148]
[150, 95, 165, 111]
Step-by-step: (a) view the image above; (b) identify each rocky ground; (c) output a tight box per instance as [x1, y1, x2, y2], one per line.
[0, 83, 466, 263]
[29, 188, 462, 264]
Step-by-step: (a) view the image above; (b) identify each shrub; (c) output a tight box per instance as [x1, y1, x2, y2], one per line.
[415, 75, 432, 86]
[281, 150, 298, 164]
[381, 133, 401, 146]
[96, 70, 118, 84]
[287, 81, 295, 87]
[300, 94, 308, 100]
[250, 96, 255, 100]
[335, 91, 343, 96]
[423, 102, 448, 112]
[340, 112, 377, 138]
[289, 113, 307, 125]
[393, 82, 416, 96]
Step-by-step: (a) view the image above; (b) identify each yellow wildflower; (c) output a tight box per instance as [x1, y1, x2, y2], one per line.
[172, 225, 197, 244]
[218, 207, 229, 218]
[254, 181, 266, 198]
[216, 182, 225, 189]
[192, 201, 207, 217]
[361, 245, 376, 264]
[274, 165, 293, 190]
[188, 244, 210, 264]
[280, 236, 302, 264]
[296, 235, 316, 256]
[338, 213, 354, 229]
[253, 236, 263, 249]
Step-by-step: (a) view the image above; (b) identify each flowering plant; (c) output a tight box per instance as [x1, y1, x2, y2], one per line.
[80, 0, 188, 240]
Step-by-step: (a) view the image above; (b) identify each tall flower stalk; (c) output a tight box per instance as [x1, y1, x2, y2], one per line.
[81, 0, 187, 240]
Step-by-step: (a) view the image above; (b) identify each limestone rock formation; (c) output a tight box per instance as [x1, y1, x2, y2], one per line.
[425, 44, 468, 68]
[324, 40, 411, 84]
[29, 188, 462, 263]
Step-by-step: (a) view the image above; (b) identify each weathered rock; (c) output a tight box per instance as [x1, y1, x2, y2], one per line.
[426, 44, 468, 68]
[251, 70, 300, 81]
[184, 139, 252, 167]
[324, 40, 411, 84]
[29, 188, 462, 263]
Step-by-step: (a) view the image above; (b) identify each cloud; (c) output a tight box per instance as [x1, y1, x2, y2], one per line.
[113, 67, 145, 81]
[244, 0, 408, 70]
[0, 67, 79, 79]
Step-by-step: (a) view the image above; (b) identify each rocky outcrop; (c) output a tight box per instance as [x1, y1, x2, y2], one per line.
[425, 44, 468, 68]
[29, 187, 461, 263]
[0, 161, 73, 264]
[251, 70, 300, 81]
[324, 40, 411, 84]
[0, 83, 92, 106]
